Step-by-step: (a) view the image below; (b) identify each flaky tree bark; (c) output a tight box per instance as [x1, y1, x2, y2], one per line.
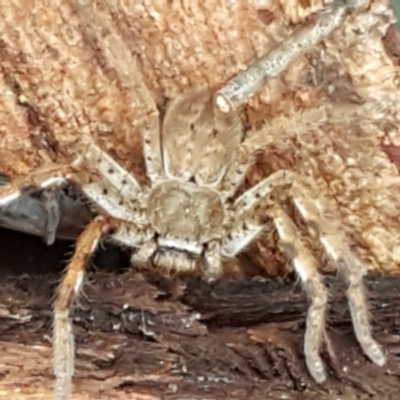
[1, 1, 400, 399]
[0, 228, 399, 399]
[1, 0, 400, 275]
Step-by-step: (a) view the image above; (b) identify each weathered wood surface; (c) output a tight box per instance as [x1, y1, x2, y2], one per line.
[0, 228, 400, 399]
[0, 2, 400, 399]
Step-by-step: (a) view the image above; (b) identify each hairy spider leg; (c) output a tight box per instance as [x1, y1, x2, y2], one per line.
[52, 214, 153, 400]
[80, 142, 142, 198]
[222, 169, 385, 381]
[53, 216, 112, 400]
[271, 206, 328, 382]
[52, 214, 152, 400]
[292, 195, 386, 368]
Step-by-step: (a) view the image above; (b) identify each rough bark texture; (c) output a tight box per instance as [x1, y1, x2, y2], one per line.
[1, 1, 400, 399]
[0, 228, 400, 399]
[1, 0, 400, 276]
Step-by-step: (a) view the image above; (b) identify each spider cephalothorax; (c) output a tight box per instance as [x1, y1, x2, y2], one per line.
[79, 89, 255, 280]
[120, 89, 244, 277]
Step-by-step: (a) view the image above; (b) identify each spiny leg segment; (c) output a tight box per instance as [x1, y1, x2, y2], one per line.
[52, 217, 153, 400]
[293, 196, 386, 367]
[53, 216, 114, 400]
[225, 170, 385, 380]
[79, 142, 142, 198]
[0, 148, 156, 400]
[271, 207, 328, 383]
[214, 2, 348, 112]
[140, 108, 165, 185]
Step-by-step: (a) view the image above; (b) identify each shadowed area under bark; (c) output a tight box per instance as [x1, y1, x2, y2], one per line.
[0, 228, 399, 399]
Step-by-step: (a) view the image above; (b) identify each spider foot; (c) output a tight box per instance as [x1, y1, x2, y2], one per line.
[303, 278, 328, 383]
[338, 257, 387, 367]
[271, 206, 386, 383]
[53, 216, 116, 400]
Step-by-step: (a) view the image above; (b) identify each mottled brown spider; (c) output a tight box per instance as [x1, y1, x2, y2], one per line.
[0, 1, 392, 399]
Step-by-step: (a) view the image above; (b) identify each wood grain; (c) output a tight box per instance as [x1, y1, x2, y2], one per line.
[0, 228, 399, 399]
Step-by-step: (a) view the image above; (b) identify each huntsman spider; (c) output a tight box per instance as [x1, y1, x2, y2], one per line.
[0, 2, 388, 399]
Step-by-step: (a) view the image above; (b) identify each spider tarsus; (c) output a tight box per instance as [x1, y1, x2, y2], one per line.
[52, 311, 74, 400]
[54, 379, 72, 400]
[304, 278, 328, 383]
[365, 342, 387, 367]
[334, 256, 386, 369]
[306, 354, 327, 384]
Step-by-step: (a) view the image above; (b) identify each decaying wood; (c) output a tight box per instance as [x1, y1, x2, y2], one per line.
[0, 228, 400, 399]
[1, 1, 400, 399]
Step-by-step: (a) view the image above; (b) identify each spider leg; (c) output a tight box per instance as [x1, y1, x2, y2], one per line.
[53, 216, 152, 400]
[222, 172, 290, 256]
[222, 202, 328, 381]
[79, 142, 142, 198]
[221, 218, 264, 258]
[292, 195, 386, 368]
[271, 207, 328, 383]
[220, 145, 254, 200]
[214, 3, 347, 112]
[229, 170, 385, 380]
[140, 108, 165, 185]
[52, 216, 113, 400]
[82, 182, 145, 224]
[234, 170, 292, 213]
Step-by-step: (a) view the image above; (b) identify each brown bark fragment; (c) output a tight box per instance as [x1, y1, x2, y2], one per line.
[1, 1, 400, 399]
[0, 228, 400, 399]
